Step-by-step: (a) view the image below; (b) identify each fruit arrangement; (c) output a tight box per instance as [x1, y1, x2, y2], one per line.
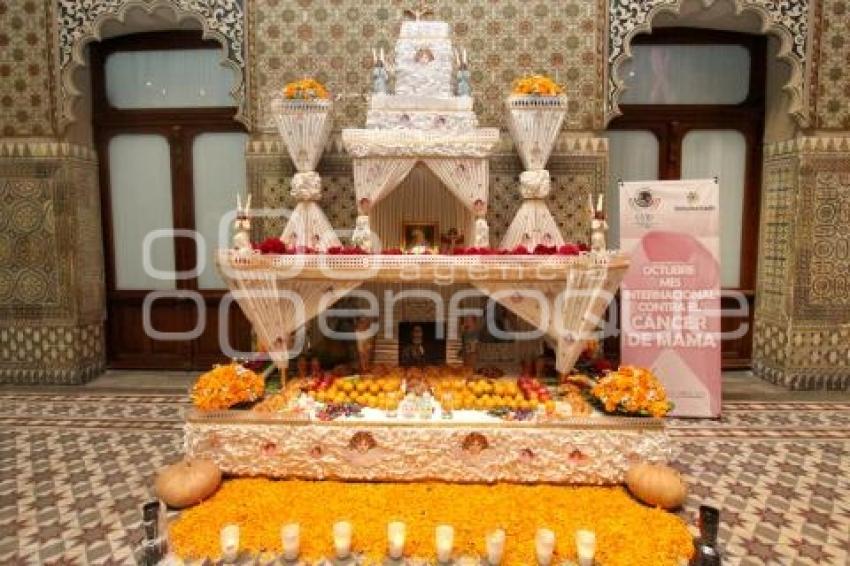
[432, 377, 555, 413]
[305, 375, 404, 410]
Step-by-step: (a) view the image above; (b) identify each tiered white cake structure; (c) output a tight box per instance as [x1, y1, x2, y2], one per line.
[342, 18, 499, 249]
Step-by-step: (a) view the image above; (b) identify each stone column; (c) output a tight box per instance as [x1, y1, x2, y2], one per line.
[0, 142, 106, 384]
[753, 137, 850, 390]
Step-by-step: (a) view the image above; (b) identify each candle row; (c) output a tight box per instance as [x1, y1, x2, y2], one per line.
[219, 522, 597, 564]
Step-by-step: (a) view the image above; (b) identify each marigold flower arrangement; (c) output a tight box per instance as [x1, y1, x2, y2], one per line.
[169, 478, 694, 564]
[511, 74, 564, 97]
[283, 77, 330, 100]
[590, 365, 673, 418]
[191, 363, 264, 411]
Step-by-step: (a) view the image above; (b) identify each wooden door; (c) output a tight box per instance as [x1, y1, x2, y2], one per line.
[92, 32, 251, 369]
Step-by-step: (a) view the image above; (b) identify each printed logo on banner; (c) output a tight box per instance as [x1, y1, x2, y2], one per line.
[627, 187, 662, 230]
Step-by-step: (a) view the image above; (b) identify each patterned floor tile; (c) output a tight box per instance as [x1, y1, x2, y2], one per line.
[0, 392, 848, 564]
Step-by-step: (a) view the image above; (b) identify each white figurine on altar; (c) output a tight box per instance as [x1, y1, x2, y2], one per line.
[474, 217, 490, 248]
[455, 48, 472, 97]
[371, 48, 390, 95]
[233, 193, 253, 257]
[351, 214, 373, 252]
[589, 193, 608, 253]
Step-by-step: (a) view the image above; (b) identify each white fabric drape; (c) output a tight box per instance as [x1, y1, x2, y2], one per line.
[281, 202, 341, 249]
[422, 158, 488, 211]
[273, 104, 334, 172]
[228, 272, 361, 371]
[353, 158, 418, 210]
[370, 165, 472, 248]
[500, 200, 565, 249]
[506, 104, 567, 171]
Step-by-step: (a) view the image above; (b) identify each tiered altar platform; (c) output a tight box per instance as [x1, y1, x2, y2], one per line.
[184, 408, 669, 484]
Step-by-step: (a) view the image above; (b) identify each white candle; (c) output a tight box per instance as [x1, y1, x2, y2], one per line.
[485, 529, 506, 565]
[387, 521, 406, 559]
[535, 528, 555, 566]
[435, 524, 454, 563]
[281, 523, 300, 561]
[220, 524, 240, 563]
[333, 521, 353, 559]
[575, 529, 596, 566]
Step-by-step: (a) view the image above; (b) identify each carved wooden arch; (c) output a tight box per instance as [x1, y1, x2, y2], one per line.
[606, 0, 812, 127]
[56, 0, 248, 132]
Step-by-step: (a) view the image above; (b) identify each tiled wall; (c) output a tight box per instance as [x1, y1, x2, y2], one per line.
[0, 0, 848, 386]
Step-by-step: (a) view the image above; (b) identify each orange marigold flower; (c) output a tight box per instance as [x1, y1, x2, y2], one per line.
[191, 363, 264, 411]
[283, 77, 330, 100]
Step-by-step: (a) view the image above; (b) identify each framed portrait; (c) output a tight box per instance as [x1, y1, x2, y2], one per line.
[398, 321, 446, 367]
[402, 221, 438, 253]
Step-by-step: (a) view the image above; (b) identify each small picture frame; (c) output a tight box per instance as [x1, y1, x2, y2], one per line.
[402, 221, 438, 254]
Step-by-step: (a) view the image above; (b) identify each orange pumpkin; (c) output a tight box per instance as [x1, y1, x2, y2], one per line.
[625, 462, 687, 510]
[155, 458, 222, 508]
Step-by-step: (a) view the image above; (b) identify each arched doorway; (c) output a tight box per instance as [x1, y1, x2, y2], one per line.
[59, 4, 252, 370]
[605, 1, 801, 369]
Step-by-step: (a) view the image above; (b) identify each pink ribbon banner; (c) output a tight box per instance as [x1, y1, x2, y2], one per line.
[619, 179, 721, 417]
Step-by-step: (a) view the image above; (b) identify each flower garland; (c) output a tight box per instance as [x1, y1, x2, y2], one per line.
[170, 479, 693, 564]
[590, 366, 673, 418]
[512, 74, 564, 97]
[191, 363, 264, 411]
[283, 78, 329, 100]
[251, 240, 590, 256]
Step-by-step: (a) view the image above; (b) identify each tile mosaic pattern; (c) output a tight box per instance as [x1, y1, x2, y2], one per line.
[816, 0, 850, 128]
[753, 138, 850, 391]
[248, 0, 606, 132]
[0, 0, 54, 136]
[1, 391, 849, 565]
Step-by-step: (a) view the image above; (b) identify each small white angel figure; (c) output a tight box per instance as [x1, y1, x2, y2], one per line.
[474, 217, 490, 248]
[233, 193, 253, 257]
[589, 193, 608, 253]
[351, 214, 373, 252]
[455, 48, 472, 97]
[371, 47, 389, 95]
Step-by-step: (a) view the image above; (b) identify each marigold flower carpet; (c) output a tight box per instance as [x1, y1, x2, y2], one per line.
[0, 392, 848, 565]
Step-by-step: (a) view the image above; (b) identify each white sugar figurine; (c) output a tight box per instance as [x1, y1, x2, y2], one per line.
[589, 193, 608, 253]
[233, 193, 253, 257]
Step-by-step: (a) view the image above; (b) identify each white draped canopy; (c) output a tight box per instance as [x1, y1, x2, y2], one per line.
[353, 157, 489, 214]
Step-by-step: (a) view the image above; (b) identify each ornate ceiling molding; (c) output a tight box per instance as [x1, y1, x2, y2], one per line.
[55, 0, 248, 131]
[606, 0, 812, 127]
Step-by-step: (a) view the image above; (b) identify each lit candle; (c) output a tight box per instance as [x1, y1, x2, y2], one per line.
[435, 524, 454, 563]
[387, 521, 406, 559]
[333, 521, 353, 559]
[220, 524, 240, 563]
[281, 523, 300, 561]
[485, 529, 506, 565]
[535, 528, 555, 566]
[575, 530, 596, 566]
